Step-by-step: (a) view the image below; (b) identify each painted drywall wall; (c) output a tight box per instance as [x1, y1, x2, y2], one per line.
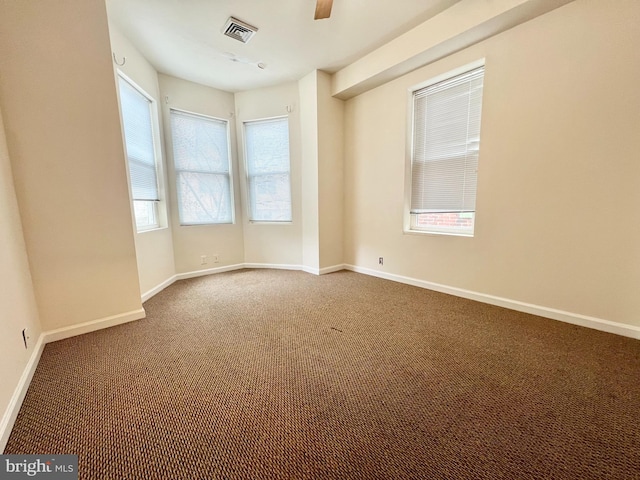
[159, 74, 245, 273]
[0, 106, 42, 449]
[234, 83, 303, 266]
[0, 0, 142, 330]
[299, 70, 345, 272]
[316, 71, 345, 270]
[299, 71, 321, 271]
[108, 23, 176, 298]
[343, 0, 640, 327]
[332, 0, 574, 99]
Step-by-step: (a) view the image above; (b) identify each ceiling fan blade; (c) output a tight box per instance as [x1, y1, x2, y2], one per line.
[314, 0, 333, 20]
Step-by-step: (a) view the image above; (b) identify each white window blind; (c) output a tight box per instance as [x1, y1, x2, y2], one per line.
[244, 117, 292, 222]
[118, 76, 160, 230]
[170, 110, 233, 225]
[410, 66, 484, 235]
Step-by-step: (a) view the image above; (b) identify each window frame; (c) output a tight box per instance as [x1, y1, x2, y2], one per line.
[117, 72, 165, 233]
[169, 108, 235, 226]
[404, 60, 485, 238]
[243, 115, 293, 224]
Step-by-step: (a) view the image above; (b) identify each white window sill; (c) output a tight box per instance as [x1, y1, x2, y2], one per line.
[404, 228, 474, 238]
[136, 226, 168, 234]
[179, 222, 235, 227]
[249, 221, 293, 226]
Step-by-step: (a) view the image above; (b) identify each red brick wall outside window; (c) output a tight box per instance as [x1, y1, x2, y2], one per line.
[415, 212, 474, 229]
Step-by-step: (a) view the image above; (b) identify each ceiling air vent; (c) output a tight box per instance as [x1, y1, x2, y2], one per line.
[222, 17, 258, 44]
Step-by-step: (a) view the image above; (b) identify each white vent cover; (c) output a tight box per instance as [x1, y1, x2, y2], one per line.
[222, 17, 258, 43]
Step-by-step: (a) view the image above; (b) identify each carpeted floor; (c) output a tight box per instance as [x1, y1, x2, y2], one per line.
[5, 269, 640, 479]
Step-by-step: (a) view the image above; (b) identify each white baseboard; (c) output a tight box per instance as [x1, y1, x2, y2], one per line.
[0, 334, 45, 452]
[344, 264, 640, 340]
[42, 308, 146, 343]
[1, 308, 146, 451]
[244, 263, 304, 272]
[142, 275, 177, 303]
[175, 264, 245, 281]
[303, 264, 347, 275]
[319, 264, 346, 275]
[140, 263, 640, 339]
[142, 266, 246, 302]
[142, 263, 347, 303]
[244, 263, 345, 276]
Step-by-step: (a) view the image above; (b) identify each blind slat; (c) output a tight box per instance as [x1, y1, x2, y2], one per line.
[410, 66, 484, 214]
[118, 77, 159, 203]
[170, 110, 233, 225]
[244, 117, 292, 222]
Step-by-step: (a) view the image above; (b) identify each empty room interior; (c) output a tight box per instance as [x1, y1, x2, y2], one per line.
[0, 0, 639, 478]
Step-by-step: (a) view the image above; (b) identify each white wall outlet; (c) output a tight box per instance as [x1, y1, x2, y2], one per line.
[379, 257, 384, 265]
[212, 254, 219, 263]
[200, 255, 208, 265]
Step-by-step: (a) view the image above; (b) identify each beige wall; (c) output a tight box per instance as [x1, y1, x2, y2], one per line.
[0, 0, 633, 372]
[0, 0, 142, 330]
[331, 0, 573, 99]
[344, 0, 640, 327]
[0, 106, 42, 443]
[108, 23, 176, 296]
[299, 70, 345, 272]
[159, 74, 245, 273]
[299, 71, 321, 271]
[234, 83, 303, 266]
[316, 71, 345, 270]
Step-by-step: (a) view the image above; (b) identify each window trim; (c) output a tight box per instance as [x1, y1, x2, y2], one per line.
[169, 108, 235, 227]
[404, 59, 485, 238]
[243, 115, 293, 224]
[116, 71, 166, 233]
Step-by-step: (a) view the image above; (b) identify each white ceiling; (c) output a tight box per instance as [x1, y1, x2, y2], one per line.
[106, 0, 462, 93]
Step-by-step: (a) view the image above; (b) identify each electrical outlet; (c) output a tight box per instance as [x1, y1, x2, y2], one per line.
[212, 254, 220, 263]
[379, 257, 384, 265]
[22, 328, 29, 349]
[200, 255, 208, 265]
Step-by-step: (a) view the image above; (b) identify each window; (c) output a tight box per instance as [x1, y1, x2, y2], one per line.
[118, 76, 161, 231]
[409, 64, 485, 236]
[244, 117, 292, 222]
[170, 110, 233, 225]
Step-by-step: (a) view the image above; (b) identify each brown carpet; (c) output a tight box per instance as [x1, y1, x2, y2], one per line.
[4, 269, 640, 479]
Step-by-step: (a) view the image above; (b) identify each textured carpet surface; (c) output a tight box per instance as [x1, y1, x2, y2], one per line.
[5, 269, 640, 479]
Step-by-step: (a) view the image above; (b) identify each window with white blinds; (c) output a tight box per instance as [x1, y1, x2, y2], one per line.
[244, 117, 292, 222]
[410, 65, 485, 236]
[170, 110, 233, 225]
[118, 76, 161, 231]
